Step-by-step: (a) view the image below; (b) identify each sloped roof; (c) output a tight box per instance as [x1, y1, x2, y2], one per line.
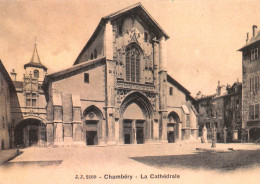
[74, 3, 169, 65]
[43, 56, 106, 89]
[167, 74, 191, 95]
[238, 30, 260, 51]
[103, 2, 169, 39]
[0, 60, 16, 93]
[167, 74, 196, 103]
[24, 44, 47, 71]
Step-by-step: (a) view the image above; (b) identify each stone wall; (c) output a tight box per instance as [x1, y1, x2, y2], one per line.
[0, 71, 11, 150]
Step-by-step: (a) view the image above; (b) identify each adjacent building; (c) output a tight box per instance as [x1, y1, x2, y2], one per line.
[239, 25, 260, 142]
[0, 60, 16, 150]
[10, 44, 48, 148]
[195, 81, 242, 143]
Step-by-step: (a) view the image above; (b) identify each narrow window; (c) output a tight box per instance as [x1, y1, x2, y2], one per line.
[84, 73, 89, 83]
[252, 77, 255, 91]
[90, 53, 94, 60]
[32, 99, 36, 107]
[214, 122, 218, 129]
[130, 55, 135, 82]
[249, 105, 254, 120]
[186, 115, 190, 127]
[251, 48, 259, 60]
[94, 49, 97, 59]
[169, 87, 173, 96]
[144, 32, 148, 42]
[250, 78, 252, 91]
[126, 52, 130, 81]
[255, 76, 258, 91]
[255, 104, 259, 119]
[34, 70, 39, 78]
[26, 99, 31, 107]
[118, 23, 123, 36]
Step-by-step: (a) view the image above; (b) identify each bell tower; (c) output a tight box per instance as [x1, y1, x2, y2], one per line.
[24, 43, 47, 83]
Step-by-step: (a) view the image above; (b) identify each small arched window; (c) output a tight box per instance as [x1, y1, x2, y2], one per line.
[126, 44, 141, 83]
[94, 49, 97, 59]
[34, 69, 39, 78]
[90, 53, 94, 60]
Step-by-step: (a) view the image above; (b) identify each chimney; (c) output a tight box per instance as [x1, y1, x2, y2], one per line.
[246, 32, 249, 43]
[252, 25, 258, 37]
[10, 69, 17, 81]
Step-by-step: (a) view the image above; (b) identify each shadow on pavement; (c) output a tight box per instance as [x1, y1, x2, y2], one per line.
[131, 149, 260, 171]
[2, 160, 63, 168]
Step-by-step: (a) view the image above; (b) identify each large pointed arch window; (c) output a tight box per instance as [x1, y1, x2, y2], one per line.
[126, 44, 141, 83]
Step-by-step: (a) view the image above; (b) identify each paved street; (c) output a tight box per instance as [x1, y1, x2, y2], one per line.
[0, 143, 260, 184]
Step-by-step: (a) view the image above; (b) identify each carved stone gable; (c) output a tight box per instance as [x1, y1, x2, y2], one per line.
[129, 28, 140, 44]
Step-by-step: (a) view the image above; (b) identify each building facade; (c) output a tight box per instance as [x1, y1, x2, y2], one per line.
[10, 44, 48, 148]
[0, 60, 15, 150]
[239, 25, 260, 142]
[195, 81, 242, 143]
[41, 3, 198, 147]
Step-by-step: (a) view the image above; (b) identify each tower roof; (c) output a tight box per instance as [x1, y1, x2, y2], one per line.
[24, 44, 47, 71]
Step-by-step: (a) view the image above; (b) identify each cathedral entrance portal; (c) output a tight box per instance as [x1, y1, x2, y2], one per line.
[122, 102, 146, 144]
[15, 118, 46, 148]
[83, 106, 103, 146]
[120, 92, 154, 145]
[167, 112, 180, 143]
[123, 119, 144, 144]
[86, 131, 98, 145]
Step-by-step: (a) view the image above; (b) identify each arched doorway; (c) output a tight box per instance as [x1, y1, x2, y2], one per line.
[120, 92, 153, 145]
[249, 127, 260, 142]
[123, 103, 145, 144]
[167, 112, 180, 143]
[15, 118, 46, 148]
[83, 106, 103, 146]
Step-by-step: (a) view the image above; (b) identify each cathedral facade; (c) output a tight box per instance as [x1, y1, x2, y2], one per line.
[41, 3, 198, 146]
[5, 3, 198, 148]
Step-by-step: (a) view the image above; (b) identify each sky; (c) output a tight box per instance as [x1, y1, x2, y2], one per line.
[0, 0, 260, 96]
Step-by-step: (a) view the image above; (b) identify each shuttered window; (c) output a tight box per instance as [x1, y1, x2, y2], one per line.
[251, 48, 258, 60]
[249, 104, 260, 120]
[250, 76, 259, 92]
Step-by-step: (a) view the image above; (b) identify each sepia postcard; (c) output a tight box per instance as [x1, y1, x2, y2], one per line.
[0, 0, 260, 184]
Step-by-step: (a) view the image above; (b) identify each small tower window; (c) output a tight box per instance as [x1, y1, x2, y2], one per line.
[169, 87, 173, 96]
[34, 69, 39, 78]
[84, 73, 89, 83]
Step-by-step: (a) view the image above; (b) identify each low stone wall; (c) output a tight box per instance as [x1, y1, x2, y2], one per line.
[0, 149, 18, 165]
